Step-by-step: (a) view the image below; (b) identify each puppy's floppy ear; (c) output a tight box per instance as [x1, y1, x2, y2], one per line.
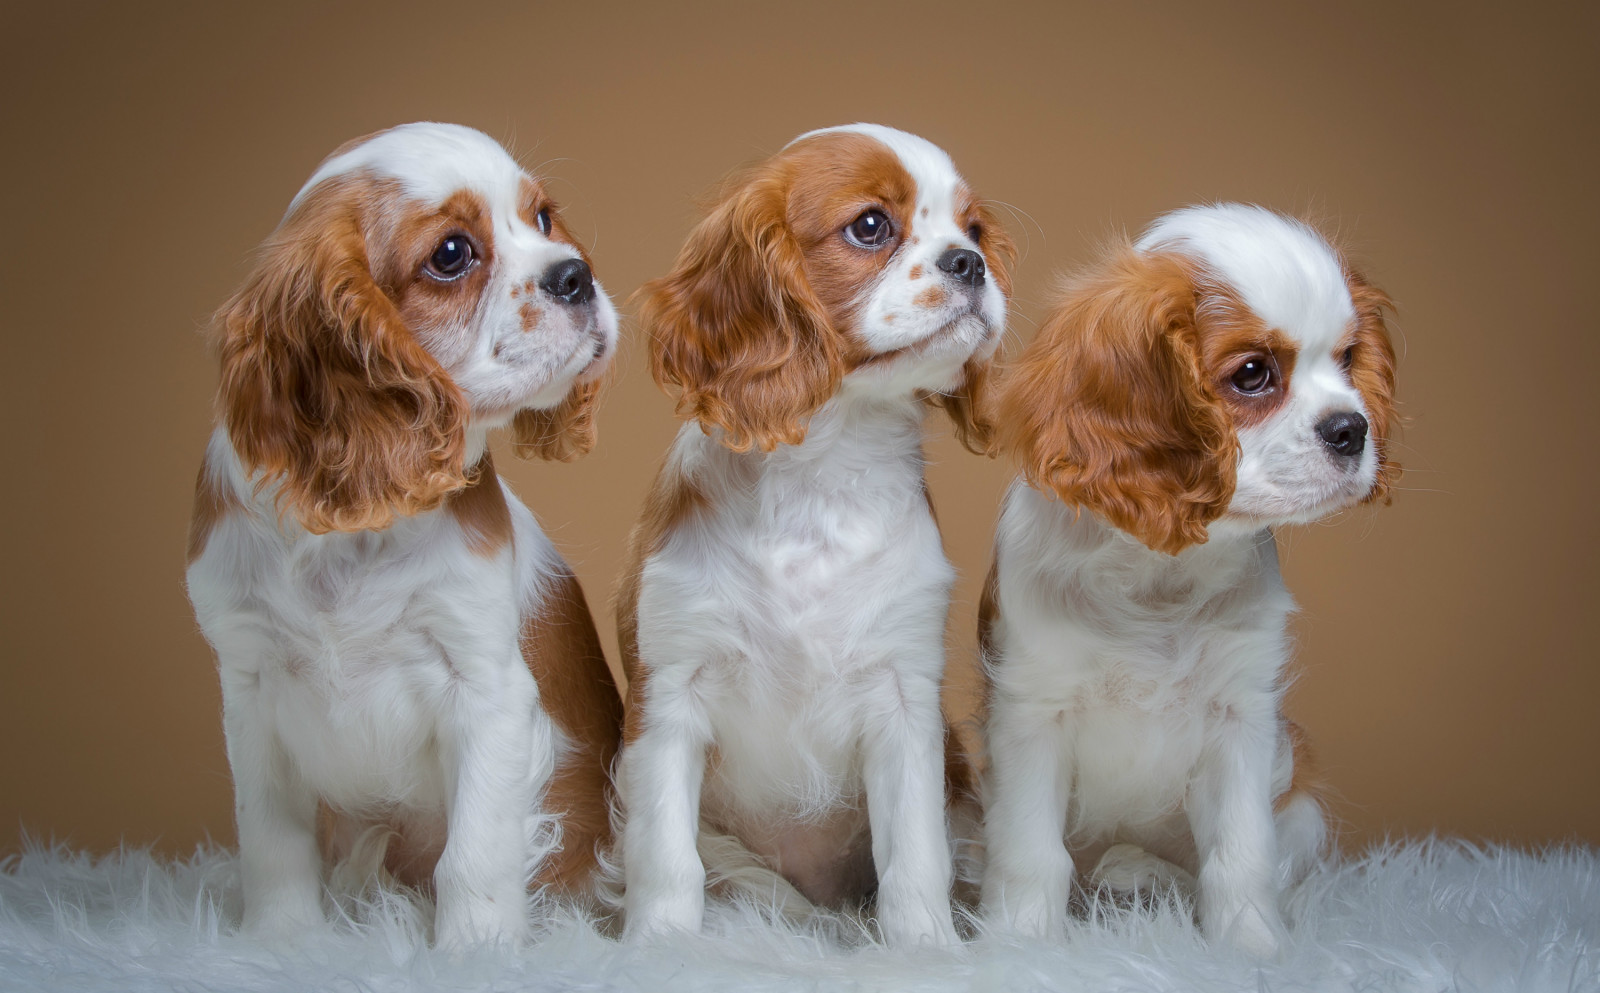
[1344, 269, 1402, 504]
[992, 246, 1236, 555]
[924, 204, 1017, 455]
[639, 164, 841, 453]
[214, 180, 469, 533]
[926, 357, 995, 455]
[510, 379, 600, 462]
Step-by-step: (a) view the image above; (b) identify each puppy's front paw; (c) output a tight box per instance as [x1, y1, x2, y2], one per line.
[240, 882, 324, 938]
[433, 890, 527, 952]
[624, 884, 705, 940]
[875, 891, 959, 947]
[1200, 889, 1284, 959]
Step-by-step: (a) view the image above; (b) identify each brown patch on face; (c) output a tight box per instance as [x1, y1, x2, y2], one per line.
[213, 172, 471, 534]
[445, 453, 511, 556]
[187, 456, 241, 563]
[518, 301, 543, 334]
[909, 264, 924, 280]
[991, 246, 1237, 555]
[1194, 290, 1299, 430]
[784, 132, 919, 357]
[1343, 269, 1402, 503]
[615, 458, 711, 743]
[521, 566, 623, 895]
[385, 189, 495, 356]
[913, 285, 948, 309]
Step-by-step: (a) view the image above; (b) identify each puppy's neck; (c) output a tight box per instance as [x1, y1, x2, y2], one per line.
[1027, 487, 1278, 609]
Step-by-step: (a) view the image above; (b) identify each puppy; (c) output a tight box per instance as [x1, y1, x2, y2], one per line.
[979, 204, 1399, 955]
[615, 124, 1013, 945]
[185, 123, 622, 947]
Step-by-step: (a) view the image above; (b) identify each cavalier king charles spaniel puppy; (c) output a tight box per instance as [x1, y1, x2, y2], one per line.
[615, 124, 1013, 945]
[979, 203, 1399, 955]
[185, 123, 621, 948]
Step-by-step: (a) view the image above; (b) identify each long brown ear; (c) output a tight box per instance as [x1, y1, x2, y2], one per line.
[926, 357, 995, 455]
[214, 182, 469, 533]
[510, 379, 600, 462]
[638, 166, 840, 453]
[1345, 271, 1402, 504]
[923, 203, 1017, 455]
[992, 247, 1237, 555]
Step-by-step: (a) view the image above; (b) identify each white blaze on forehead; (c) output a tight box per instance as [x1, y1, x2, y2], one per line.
[1137, 204, 1354, 351]
[289, 122, 528, 213]
[791, 123, 968, 236]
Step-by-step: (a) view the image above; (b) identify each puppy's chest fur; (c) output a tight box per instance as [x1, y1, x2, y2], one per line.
[190, 434, 559, 813]
[645, 406, 953, 820]
[992, 487, 1294, 841]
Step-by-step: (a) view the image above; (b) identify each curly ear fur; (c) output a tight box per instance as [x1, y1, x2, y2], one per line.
[638, 166, 842, 453]
[923, 204, 1017, 455]
[993, 247, 1237, 555]
[926, 356, 996, 455]
[510, 378, 601, 462]
[214, 183, 469, 533]
[1345, 272, 1402, 504]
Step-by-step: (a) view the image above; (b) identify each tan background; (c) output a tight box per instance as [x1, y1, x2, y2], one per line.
[2, 1, 1596, 859]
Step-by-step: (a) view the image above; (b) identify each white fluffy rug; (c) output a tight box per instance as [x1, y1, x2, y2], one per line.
[1, 839, 1595, 992]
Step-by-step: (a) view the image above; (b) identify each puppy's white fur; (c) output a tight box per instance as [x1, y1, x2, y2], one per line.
[619, 125, 1010, 946]
[187, 123, 618, 948]
[982, 204, 1398, 956]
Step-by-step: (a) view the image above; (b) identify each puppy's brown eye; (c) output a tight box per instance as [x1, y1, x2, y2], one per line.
[967, 224, 982, 245]
[1230, 356, 1275, 395]
[844, 209, 893, 249]
[535, 207, 552, 236]
[1340, 345, 1355, 370]
[426, 235, 475, 280]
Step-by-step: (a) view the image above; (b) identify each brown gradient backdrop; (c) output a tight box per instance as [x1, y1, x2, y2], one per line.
[2, 1, 1596, 859]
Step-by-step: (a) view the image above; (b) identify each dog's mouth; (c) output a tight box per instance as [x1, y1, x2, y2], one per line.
[855, 308, 995, 370]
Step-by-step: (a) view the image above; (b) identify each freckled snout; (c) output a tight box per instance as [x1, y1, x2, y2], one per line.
[1316, 410, 1368, 461]
[539, 258, 595, 306]
[936, 247, 985, 288]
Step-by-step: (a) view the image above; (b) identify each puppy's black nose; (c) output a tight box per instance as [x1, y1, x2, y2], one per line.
[1316, 411, 1368, 459]
[935, 248, 985, 287]
[539, 258, 594, 306]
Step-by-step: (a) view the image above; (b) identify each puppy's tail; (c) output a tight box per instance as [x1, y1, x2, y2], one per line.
[322, 817, 402, 900]
[698, 829, 818, 922]
[1088, 843, 1198, 899]
[596, 794, 817, 927]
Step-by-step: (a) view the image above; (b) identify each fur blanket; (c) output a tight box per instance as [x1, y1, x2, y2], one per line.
[1, 839, 1595, 992]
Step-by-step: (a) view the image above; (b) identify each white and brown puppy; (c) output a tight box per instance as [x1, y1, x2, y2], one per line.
[980, 204, 1399, 955]
[186, 123, 622, 948]
[616, 124, 1012, 945]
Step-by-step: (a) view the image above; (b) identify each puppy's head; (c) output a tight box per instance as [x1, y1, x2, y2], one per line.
[214, 122, 618, 533]
[640, 124, 1014, 453]
[995, 204, 1398, 554]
